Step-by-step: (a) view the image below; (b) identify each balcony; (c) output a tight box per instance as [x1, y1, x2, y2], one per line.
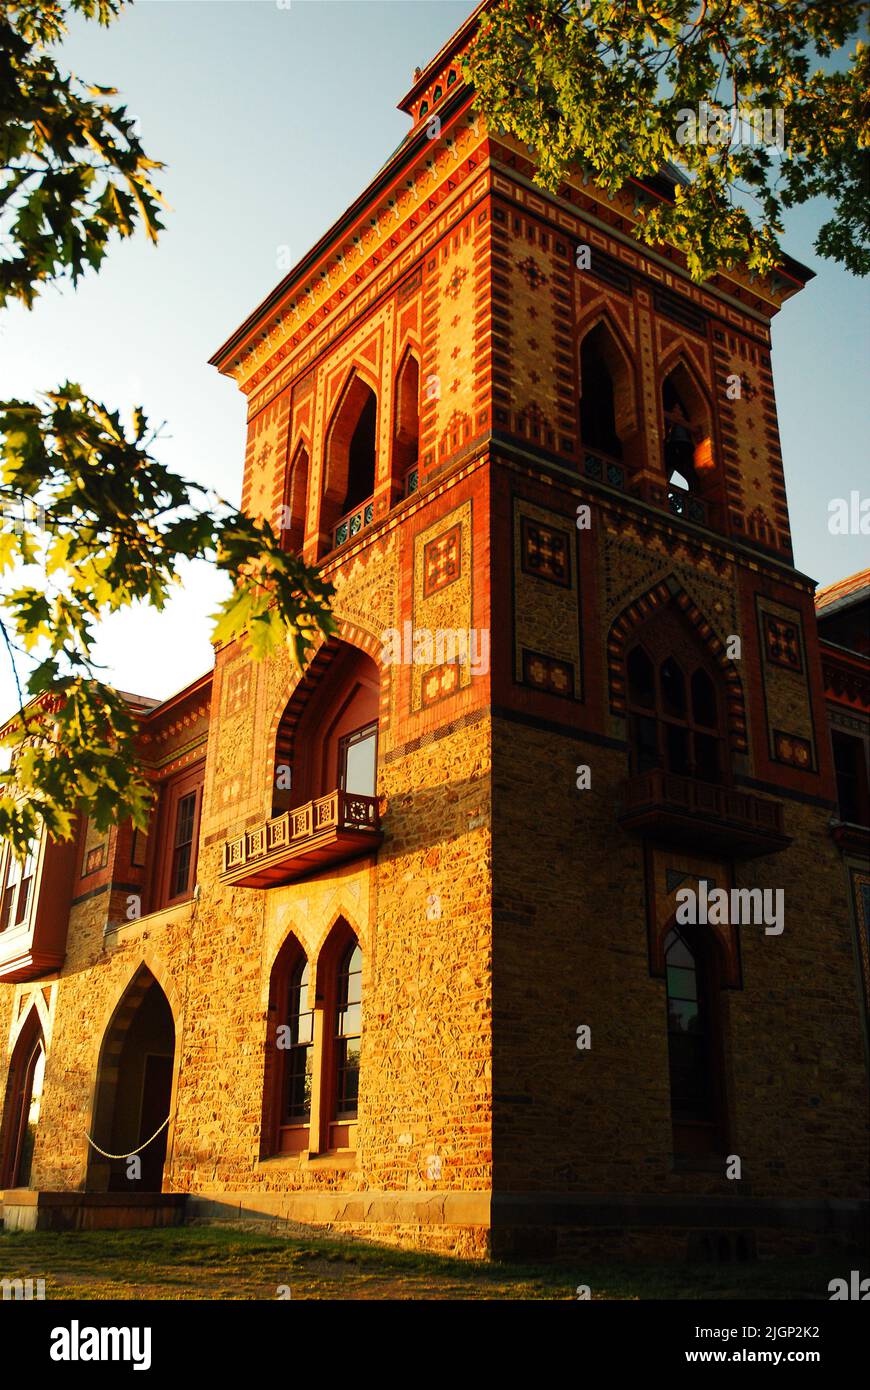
[618, 770, 791, 859]
[829, 819, 870, 855]
[667, 484, 708, 526]
[332, 497, 374, 552]
[221, 789, 382, 888]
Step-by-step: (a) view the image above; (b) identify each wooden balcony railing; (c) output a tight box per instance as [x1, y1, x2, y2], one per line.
[221, 789, 381, 888]
[618, 769, 790, 858]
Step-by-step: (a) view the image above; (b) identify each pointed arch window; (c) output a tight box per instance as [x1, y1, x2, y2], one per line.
[393, 350, 420, 497]
[0, 1011, 46, 1188]
[262, 921, 364, 1159]
[283, 956, 314, 1123]
[264, 937, 313, 1155]
[662, 363, 713, 496]
[665, 925, 725, 1154]
[321, 374, 378, 554]
[343, 391, 377, 515]
[281, 442, 310, 553]
[334, 941, 362, 1124]
[580, 323, 623, 459]
[627, 642, 723, 783]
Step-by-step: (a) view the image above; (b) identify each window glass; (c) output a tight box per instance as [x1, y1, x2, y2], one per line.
[170, 792, 197, 898]
[660, 658, 686, 718]
[665, 928, 710, 1121]
[691, 669, 717, 728]
[284, 958, 313, 1122]
[335, 943, 362, 1121]
[340, 724, 377, 797]
[628, 647, 655, 709]
[632, 714, 659, 773]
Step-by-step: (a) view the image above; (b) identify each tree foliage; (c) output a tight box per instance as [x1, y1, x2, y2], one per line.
[466, 0, 870, 281]
[0, 2, 335, 855]
[0, 0, 165, 307]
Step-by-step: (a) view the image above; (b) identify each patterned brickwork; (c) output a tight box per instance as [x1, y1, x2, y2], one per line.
[755, 596, 817, 770]
[712, 333, 791, 556]
[512, 499, 581, 697]
[411, 500, 474, 712]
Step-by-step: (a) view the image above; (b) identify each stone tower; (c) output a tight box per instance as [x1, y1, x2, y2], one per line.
[1, 0, 866, 1258]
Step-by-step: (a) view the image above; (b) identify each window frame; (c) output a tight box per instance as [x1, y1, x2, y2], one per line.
[0, 832, 41, 934]
[319, 932, 363, 1154]
[337, 720, 378, 798]
[627, 642, 725, 784]
[831, 730, 870, 826]
[154, 765, 204, 910]
[333, 940, 362, 1125]
[664, 923, 728, 1157]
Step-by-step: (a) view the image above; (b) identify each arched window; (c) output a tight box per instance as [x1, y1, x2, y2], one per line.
[0, 1011, 46, 1188]
[263, 937, 313, 1156]
[626, 621, 724, 783]
[310, 922, 364, 1154]
[320, 373, 378, 554]
[578, 320, 642, 469]
[343, 392, 377, 514]
[281, 442, 310, 553]
[263, 924, 363, 1158]
[393, 350, 420, 497]
[284, 957, 314, 1123]
[580, 324, 622, 459]
[662, 362, 713, 495]
[665, 925, 724, 1154]
[334, 941, 362, 1124]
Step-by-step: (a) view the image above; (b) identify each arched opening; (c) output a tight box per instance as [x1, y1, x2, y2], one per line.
[87, 967, 175, 1193]
[262, 934, 313, 1156]
[392, 350, 420, 498]
[317, 919, 362, 1154]
[580, 324, 622, 458]
[0, 1009, 46, 1188]
[578, 320, 641, 469]
[281, 441, 310, 553]
[661, 361, 714, 497]
[273, 641, 380, 816]
[320, 373, 378, 555]
[664, 923, 727, 1155]
[625, 605, 725, 783]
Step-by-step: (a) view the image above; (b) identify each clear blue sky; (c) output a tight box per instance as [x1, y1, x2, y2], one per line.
[2, 0, 867, 716]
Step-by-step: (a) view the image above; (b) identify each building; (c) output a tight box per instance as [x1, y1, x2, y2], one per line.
[1, 2, 868, 1259]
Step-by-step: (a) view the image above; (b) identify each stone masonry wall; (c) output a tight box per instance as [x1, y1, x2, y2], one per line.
[491, 719, 869, 1205]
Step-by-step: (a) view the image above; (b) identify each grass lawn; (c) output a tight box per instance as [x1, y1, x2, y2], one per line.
[0, 1225, 850, 1300]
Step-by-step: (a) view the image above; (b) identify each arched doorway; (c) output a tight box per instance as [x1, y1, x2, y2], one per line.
[0, 1009, 46, 1188]
[87, 967, 175, 1193]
